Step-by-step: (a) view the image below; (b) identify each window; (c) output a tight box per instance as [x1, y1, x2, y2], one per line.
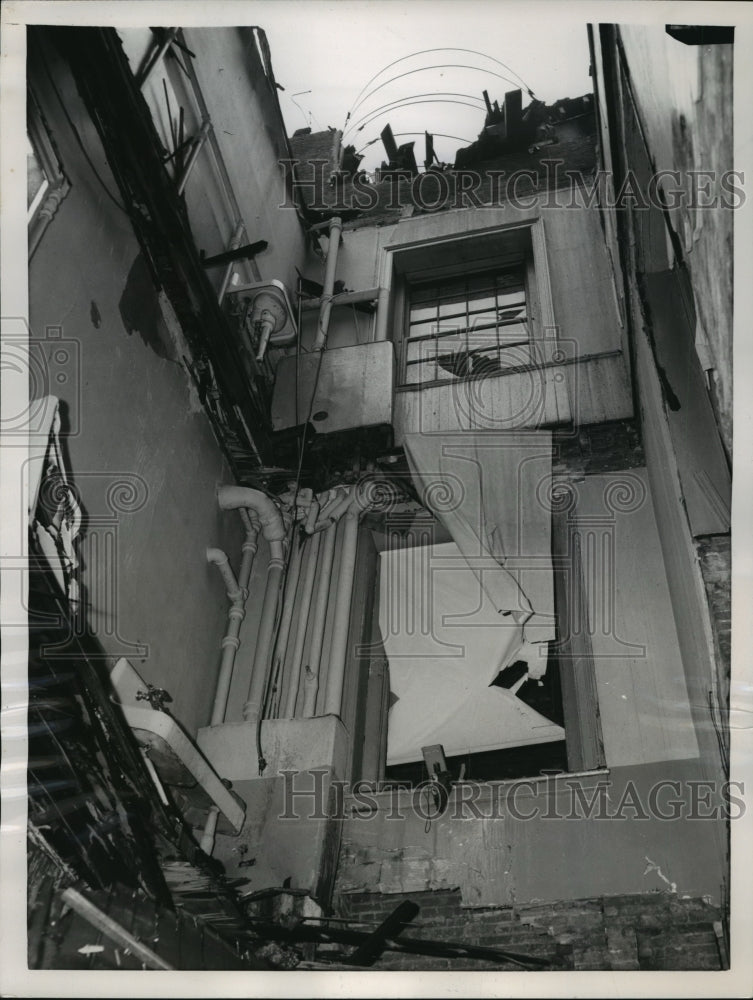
[28, 88, 70, 259]
[384, 220, 556, 388]
[404, 265, 531, 384]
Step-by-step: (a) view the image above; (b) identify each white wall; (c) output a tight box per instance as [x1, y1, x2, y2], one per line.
[576, 469, 699, 766]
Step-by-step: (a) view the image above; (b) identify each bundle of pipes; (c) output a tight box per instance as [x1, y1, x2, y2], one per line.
[207, 482, 371, 731]
[205, 214, 387, 741]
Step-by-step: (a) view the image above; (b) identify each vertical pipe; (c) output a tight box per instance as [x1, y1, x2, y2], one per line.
[265, 528, 305, 718]
[243, 538, 285, 721]
[216, 486, 287, 724]
[312, 217, 343, 351]
[284, 530, 321, 718]
[207, 548, 244, 727]
[323, 497, 361, 717]
[238, 508, 261, 591]
[301, 520, 338, 717]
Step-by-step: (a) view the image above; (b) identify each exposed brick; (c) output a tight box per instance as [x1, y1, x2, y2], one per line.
[330, 889, 723, 971]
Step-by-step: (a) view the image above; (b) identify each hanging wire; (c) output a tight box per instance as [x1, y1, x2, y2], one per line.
[343, 46, 536, 130]
[356, 132, 474, 159]
[346, 91, 484, 135]
[344, 64, 525, 140]
[290, 90, 312, 128]
[353, 99, 486, 139]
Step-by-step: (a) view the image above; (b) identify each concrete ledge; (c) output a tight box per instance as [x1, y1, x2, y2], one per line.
[197, 715, 349, 782]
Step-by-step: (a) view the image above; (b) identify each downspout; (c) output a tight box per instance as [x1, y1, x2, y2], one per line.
[205, 507, 261, 727]
[238, 508, 261, 590]
[216, 486, 286, 724]
[311, 216, 343, 351]
[206, 548, 244, 727]
[323, 486, 366, 716]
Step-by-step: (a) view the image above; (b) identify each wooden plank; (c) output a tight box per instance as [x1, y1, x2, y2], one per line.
[61, 888, 174, 970]
[345, 900, 420, 966]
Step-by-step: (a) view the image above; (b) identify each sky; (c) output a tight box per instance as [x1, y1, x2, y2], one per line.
[250, 1, 594, 170]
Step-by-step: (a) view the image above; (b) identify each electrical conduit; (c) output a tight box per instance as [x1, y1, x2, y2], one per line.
[311, 216, 343, 351]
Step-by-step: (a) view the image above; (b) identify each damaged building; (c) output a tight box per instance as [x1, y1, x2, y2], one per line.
[20, 20, 734, 974]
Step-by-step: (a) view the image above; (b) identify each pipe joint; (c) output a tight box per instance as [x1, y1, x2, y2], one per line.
[217, 485, 286, 542]
[206, 547, 242, 601]
[221, 635, 241, 652]
[227, 606, 245, 624]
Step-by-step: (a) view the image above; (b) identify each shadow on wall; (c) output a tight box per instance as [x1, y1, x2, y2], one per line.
[119, 252, 178, 360]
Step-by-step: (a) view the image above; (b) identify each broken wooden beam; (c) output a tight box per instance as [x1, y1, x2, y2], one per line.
[345, 899, 419, 966]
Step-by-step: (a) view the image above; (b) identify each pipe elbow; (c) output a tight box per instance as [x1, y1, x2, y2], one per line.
[206, 547, 229, 567]
[217, 485, 286, 542]
[206, 547, 242, 600]
[304, 499, 320, 534]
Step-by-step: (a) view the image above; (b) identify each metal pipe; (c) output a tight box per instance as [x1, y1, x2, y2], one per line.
[323, 492, 362, 717]
[311, 216, 343, 351]
[301, 520, 338, 717]
[206, 504, 260, 727]
[284, 530, 321, 718]
[265, 528, 305, 718]
[215, 487, 287, 723]
[238, 508, 261, 591]
[217, 486, 286, 543]
[206, 548, 244, 726]
[206, 547, 242, 601]
[301, 287, 381, 310]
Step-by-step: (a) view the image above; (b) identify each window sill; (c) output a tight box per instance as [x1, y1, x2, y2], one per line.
[345, 768, 611, 816]
[395, 348, 623, 392]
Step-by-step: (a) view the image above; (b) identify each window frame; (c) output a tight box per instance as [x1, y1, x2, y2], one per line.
[403, 261, 534, 386]
[383, 219, 556, 390]
[28, 87, 70, 259]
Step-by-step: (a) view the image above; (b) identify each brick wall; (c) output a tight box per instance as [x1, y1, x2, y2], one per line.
[333, 888, 724, 971]
[552, 420, 644, 477]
